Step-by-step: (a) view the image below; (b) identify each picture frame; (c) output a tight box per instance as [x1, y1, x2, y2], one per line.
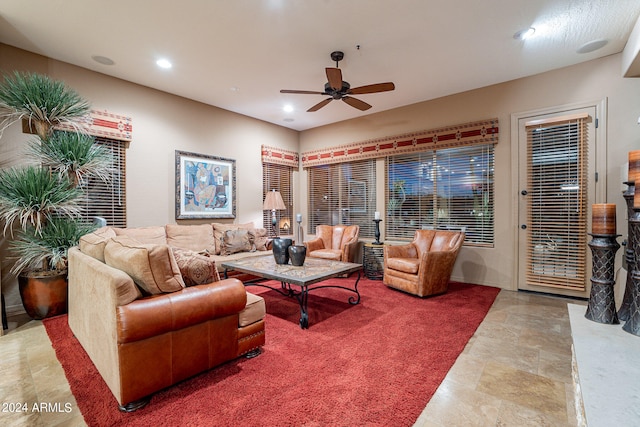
[175, 150, 236, 219]
[348, 180, 367, 213]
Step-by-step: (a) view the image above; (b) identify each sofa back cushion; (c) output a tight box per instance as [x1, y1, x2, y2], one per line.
[113, 226, 167, 245]
[104, 236, 185, 295]
[79, 226, 117, 262]
[165, 224, 216, 254]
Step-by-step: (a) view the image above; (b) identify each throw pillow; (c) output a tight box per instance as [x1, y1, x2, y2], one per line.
[171, 248, 220, 286]
[220, 228, 253, 256]
[104, 236, 185, 295]
[79, 226, 116, 262]
[248, 227, 269, 251]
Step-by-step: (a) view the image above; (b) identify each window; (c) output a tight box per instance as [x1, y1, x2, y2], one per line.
[79, 136, 127, 227]
[308, 159, 376, 238]
[262, 163, 293, 237]
[386, 144, 495, 246]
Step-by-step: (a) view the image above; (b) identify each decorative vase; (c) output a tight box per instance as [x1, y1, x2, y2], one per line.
[18, 270, 68, 320]
[272, 238, 293, 265]
[288, 245, 307, 266]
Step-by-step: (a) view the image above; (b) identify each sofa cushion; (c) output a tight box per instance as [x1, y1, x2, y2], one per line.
[239, 292, 266, 327]
[386, 257, 420, 274]
[220, 229, 253, 256]
[113, 226, 167, 245]
[104, 236, 185, 295]
[307, 248, 342, 261]
[79, 226, 117, 262]
[171, 248, 220, 286]
[165, 224, 216, 254]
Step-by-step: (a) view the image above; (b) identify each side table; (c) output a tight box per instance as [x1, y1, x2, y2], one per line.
[363, 243, 385, 280]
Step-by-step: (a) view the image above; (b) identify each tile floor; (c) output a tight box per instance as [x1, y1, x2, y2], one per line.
[0, 289, 584, 427]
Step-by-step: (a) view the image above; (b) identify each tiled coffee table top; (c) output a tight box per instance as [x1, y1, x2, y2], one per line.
[221, 255, 361, 286]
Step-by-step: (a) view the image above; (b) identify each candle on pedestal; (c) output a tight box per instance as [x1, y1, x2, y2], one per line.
[592, 203, 616, 235]
[629, 150, 640, 184]
[374, 211, 380, 220]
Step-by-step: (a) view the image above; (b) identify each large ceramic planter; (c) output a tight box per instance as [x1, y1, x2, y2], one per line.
[18, 270, 68, 320]
[272, 238, 293, 265]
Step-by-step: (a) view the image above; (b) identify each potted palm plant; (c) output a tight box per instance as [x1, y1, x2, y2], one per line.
[0, 72, 113, 319]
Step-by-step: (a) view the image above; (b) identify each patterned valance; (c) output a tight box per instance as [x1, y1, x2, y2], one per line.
[58, 109, 133, 142]
[261, 145, 299, 168]
[301, 118, 499, 168]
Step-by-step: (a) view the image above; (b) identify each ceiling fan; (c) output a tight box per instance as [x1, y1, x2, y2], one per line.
[280, 51, 395, 112]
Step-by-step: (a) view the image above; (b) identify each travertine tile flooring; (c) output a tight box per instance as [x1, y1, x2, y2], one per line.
[1, 290, 583, 426]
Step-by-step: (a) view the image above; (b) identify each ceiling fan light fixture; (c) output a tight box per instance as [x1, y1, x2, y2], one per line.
[513, 27, 535, 40]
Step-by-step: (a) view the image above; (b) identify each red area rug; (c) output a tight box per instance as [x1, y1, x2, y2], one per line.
[44, 278, 499, 426]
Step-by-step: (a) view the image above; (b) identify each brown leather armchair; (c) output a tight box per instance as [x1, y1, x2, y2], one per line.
[304, 224, 360, 263]
[383, 229, 464, 297]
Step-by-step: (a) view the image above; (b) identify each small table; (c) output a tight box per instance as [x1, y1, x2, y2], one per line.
[221, 255, 362, 329]
[363, 243, 385, 280]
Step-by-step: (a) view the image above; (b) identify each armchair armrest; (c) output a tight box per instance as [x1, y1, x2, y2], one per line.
[305, 237, 324, 252]
[341, 240, 360, 263]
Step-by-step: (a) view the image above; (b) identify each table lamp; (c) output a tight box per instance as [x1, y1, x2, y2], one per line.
[263, 189, 286, 236]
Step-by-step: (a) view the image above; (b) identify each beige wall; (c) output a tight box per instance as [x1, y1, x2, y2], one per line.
[2, 42, 640, 313]
[0, 44, 299, 313]
[299, 53, 640, 291]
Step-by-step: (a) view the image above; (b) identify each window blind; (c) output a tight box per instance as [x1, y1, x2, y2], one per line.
[79, 136, 127, 227]
[262, 163, 293, 237]
[524, 117, 588, 290]
[308, 159, 376, 238]
[385, 144, 495, 246]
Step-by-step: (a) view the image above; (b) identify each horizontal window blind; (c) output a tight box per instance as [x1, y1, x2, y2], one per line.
[308, 159, 376, 238]
[79, 136, 127, 227]
[525, 117, 588, 290]
[386, 144, 494, 246]
[262, 163, 293, 237]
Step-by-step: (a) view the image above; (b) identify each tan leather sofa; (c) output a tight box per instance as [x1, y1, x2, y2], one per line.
[304, 224, 360, 263]
[67, 223, 267, 411]
[383, 229, 464, 297]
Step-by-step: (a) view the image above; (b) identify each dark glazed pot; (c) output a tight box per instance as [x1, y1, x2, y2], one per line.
[272, 238, 293, 265]
[18, 270, 68, 320]
[288, 245, 307, 266]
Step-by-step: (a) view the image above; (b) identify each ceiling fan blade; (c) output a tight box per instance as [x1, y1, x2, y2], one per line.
[280, 89, 326, 95]
[348, 82, 395, 95]
[342, 96, 372, 111]
[326, 67, 343, 91]
[307, 98, 333, 112]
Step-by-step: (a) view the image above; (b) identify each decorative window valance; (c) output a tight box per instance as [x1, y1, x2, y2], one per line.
[261, 145, 300, 168]
[57, 109, 133, 142]
[301, 118, 499, 168]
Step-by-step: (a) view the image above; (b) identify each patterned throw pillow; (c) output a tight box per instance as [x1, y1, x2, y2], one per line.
[171, 248, 220, 286]
[220, 228, 253, 256]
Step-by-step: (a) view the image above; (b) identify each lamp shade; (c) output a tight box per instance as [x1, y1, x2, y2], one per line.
[263, 190, 286, 210]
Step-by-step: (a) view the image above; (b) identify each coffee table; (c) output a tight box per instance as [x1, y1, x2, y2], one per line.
[221, 255, 362, 329]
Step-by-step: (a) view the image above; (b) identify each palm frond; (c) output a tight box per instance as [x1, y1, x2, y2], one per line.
[9, 217, 97, 275]
[27, 130, 114, 185]
[0, 166, 84, 234]
[0, 72, 91, 137]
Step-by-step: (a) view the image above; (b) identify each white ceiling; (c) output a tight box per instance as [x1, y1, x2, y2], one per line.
[1, 0, 639, 131]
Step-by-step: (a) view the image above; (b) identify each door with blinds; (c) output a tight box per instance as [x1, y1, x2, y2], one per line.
[517, 107, 597, 298]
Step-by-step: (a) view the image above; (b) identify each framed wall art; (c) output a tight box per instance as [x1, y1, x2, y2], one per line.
[175, 150, 236, 219]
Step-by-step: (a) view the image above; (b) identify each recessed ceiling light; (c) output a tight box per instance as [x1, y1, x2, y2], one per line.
[576, 39, 608, 54]
[513, 27, 535, 40]
[283, 104, 294, 113]
[230, 86, 240, 92]
[283, 118, 294, 122]
[156, 58, 172, 69]
[91, 55, 114, 66]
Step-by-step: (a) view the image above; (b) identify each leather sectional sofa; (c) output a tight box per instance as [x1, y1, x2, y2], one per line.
[67, 222, 269, 411]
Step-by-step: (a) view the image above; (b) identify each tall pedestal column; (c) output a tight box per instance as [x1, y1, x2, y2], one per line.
[585, 234, 621, 324]
[619, 183, 635, 320]
[623, 206, 640, 335]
